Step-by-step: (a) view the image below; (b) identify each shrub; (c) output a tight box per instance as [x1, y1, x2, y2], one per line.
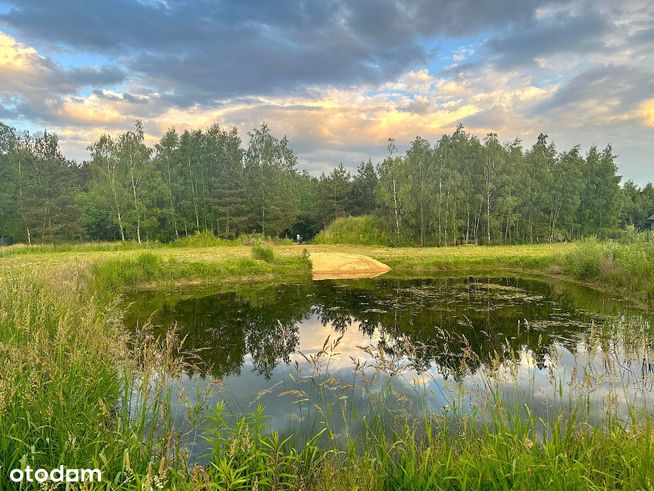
[562, 238, 610, 279]
[251, 244, 275, 263]
[560, 236, 654, 298]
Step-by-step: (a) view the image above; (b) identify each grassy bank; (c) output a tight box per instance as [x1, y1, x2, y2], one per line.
[1, 239, 653, 488]
[91, 247, 311, 299]
[560, 237, 654, 300]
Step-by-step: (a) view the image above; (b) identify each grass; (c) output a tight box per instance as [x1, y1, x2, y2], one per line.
[251, 244, 275, 263]
[0, 231, 294, 259]
[314, 215, 397, 246]
[1, 238, 653, 488]
[560, 236, 654, 300]
[199, 400, 654, 490]
[0, 274, 178, 488]
[91, 252, 281, 300]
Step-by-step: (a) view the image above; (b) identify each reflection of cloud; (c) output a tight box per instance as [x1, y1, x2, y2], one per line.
[288, 315, 380, 371]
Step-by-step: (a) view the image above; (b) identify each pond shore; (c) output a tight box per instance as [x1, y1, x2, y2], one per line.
[1, 241, 636, 300]
[1, 242, 573, 286]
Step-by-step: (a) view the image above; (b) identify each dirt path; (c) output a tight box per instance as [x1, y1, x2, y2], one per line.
[310, 252, 391, 280]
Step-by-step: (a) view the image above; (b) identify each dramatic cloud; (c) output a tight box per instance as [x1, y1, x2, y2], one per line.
[483, 9, 611, 68]
[0, 0, 652, 182]
[0, 0, 557, 103]
[0, 32, 124, 123]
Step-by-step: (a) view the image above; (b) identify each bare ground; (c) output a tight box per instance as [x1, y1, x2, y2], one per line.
[310, 252, 391, 280]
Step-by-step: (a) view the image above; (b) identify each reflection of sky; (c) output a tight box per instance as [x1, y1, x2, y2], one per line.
[164, 310, 654, 462]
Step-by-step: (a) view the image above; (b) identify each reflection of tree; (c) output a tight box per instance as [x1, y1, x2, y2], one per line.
[124, 277, 604, 382]
[124, 284, 313, 378]
[310, 278, 595, 380]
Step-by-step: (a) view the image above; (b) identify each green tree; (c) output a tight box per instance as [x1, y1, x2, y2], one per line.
[376, 138, 404, 241]
[244, 124, 300, 236]
[350, 160, 378, 216]
[318, 163, 352, 227]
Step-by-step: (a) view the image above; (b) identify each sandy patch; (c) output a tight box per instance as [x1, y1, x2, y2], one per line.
[310, 252, 391, 280]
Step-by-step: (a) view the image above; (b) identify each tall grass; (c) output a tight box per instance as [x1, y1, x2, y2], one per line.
[204, 401, 654, 490]
[0, 231, 295, 258]
[0, 240, 162, 257]
[0, 274, 186, 488]
[171, 230, 236, 248]
[251, 244, 275, 263]
[561, 236, 654, 300]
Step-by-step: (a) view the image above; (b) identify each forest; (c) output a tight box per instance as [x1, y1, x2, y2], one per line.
[0, 121, 652, 246]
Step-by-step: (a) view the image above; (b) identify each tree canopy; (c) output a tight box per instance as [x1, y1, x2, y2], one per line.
[0, 121, 650, 245]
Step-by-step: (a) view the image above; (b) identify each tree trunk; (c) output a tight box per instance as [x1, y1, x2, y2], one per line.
[419, 198, 424, 247]
[187, 155, 200, 230]
[166, 165, 178, 238]
[392, 176, 400, 238]
[129, 165, 142, 244]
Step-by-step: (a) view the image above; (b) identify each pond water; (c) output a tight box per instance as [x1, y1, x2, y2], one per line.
[123, 276, 653, 460]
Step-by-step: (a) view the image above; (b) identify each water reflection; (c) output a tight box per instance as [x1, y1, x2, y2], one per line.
[123, 277, 653, 460]
[124, 277, 634, 381]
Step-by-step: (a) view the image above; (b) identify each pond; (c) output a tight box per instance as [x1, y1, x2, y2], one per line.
[123, 276, 653, 460]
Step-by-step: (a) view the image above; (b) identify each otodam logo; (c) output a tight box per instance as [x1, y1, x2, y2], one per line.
[8, 465, 102, 484]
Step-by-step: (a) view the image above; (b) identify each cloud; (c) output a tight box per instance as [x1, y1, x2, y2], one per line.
[639, 99, 654, 127]
[483, 9, 611, 68]
[530, 64, 654, 125]
[0, 0, 558, 104]
[0, 31, 125, 123]
[0, 0, 652, 184]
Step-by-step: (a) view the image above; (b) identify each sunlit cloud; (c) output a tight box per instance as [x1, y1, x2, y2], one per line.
[638, 99, 654, 127]
[0, 31, 37, 69]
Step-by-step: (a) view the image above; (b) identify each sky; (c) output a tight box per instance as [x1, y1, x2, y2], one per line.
[0, 0, 652, 184]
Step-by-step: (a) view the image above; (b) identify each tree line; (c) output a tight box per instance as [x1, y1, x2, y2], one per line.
[0, 121, 652, 245]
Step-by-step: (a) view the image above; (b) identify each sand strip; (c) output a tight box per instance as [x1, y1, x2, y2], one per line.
[310, 252, 391, 280]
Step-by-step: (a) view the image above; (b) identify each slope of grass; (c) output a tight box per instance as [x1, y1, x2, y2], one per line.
[314, 216, 396, 246]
